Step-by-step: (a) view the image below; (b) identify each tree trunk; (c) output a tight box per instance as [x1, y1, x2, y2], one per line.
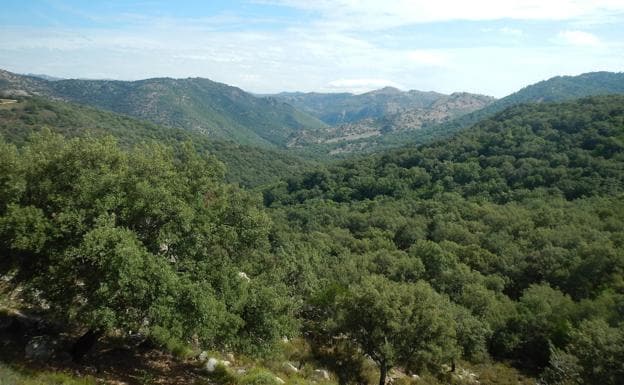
[71, 329, 103, 362]
[378, 362, 388, 385]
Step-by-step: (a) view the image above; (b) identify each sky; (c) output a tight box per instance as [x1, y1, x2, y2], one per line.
[1, 0, 623, 97]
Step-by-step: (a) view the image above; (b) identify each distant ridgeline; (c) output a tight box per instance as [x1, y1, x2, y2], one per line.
[0, 96, 316, 187]
[2, 69, 624, 156]
[0, 69, 326, 148]
[280, 71, 624, 155]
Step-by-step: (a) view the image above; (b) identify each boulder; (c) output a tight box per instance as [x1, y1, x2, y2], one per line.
[314, 369, 330, 380]
[238, 272, 251, 281]
[283, 362, 299, 373]
[204, 357, 231, 372]
[25, 336, 56, 361]
[275, 376, 285, 384]
[205, 357, 219, 372]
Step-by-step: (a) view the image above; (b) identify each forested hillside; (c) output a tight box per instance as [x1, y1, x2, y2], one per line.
[1, 93, 623, 385]
[0, 96, 315, 187]
[0, 70, 326, 147]
[263, 96, 624, 384]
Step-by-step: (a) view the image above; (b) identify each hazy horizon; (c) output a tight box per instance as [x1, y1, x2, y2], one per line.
[1, 0, 623, 97]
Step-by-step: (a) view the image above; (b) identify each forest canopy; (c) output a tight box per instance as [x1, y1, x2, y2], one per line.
[1, 95, 623, 384]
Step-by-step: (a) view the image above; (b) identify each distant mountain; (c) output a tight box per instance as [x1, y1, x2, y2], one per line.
[305, 71, 624, 156]
[288, 92, 495, 147]
[272, 87, 446, 125]
[23, 73, 65, 81]
[445, 71, 624, 134]
[0, 96, 316, 187]
[0, 69, 326, 148]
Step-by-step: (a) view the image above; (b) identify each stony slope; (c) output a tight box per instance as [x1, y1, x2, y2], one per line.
[288, 92, 495, 146]
[272, 87, 446, 125]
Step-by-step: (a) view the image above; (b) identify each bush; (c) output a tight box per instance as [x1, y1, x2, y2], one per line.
[240, 368, 281, 385]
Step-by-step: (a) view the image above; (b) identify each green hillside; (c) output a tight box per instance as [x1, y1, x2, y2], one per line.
[262, 95, 624, 382]
[0, 70, 326, 147]
[0, 96, 315, 187]
[420, 71, 624, 145]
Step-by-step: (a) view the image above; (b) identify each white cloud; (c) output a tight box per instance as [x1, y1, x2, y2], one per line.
[499, 27, 523, 36]
[326, 78, 405, 93]
[407, 50, 450, 67]
[557, 30, 603, 46]
[261, 0, 624, 30]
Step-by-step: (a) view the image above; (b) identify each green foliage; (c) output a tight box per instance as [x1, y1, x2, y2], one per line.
[564, 319, 624, 385]
[328, 275, 459, 384]
[240, 368, 281, 385]
[0, 132, 294, 353]
[0, 363, 96, 385]
[209, 364, 239, 385]
[263, 95, 624, 381]
[0, 96, 316, 187]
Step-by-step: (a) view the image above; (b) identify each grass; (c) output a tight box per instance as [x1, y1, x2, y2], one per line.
[0, 363, 96, 385]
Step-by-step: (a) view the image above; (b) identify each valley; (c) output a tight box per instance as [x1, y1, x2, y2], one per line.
[1, 64, 624, 385]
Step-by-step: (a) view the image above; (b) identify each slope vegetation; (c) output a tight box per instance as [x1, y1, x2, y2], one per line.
[0, 96, 315, 187]
[0, 70, 326, 147]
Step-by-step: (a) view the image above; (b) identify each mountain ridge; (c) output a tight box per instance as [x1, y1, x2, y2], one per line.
[0, 69, 327, 148]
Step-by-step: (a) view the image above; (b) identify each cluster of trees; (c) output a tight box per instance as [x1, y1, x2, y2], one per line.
[0, 131, 295, 358]
[1, 95, 623, 384]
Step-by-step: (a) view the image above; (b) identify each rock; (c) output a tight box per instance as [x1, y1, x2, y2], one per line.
[281, 336, 289, 343]
[25, 336, 56, 361]
[222, 360, 231, 367]
[205, 357, 219, 372]
[236, 369, 247, 375]
[275, 376, 285, 384]
[314, 369, 330, 380]
[226, 353, 235, 362]
[238, 272, 251, 281]
[198, 351, 209, 362]
[411, 374, 420, 380]
[283, 362, 299, 373]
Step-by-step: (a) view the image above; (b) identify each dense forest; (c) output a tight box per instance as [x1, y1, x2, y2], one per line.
[1, 92, 623, 385]
[262, 96, 624, 384]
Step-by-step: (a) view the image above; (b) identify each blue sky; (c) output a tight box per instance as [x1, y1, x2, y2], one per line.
[1, 0, 623, 96]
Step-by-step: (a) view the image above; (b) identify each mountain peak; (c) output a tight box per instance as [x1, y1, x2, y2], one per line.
[368, 86, 403, 95]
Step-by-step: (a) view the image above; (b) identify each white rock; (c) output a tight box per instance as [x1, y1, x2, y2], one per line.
[275, 376, 286, 384]
[205, 357, 219, 372]
[238, 272, 251, 281]
[226, 353, 235, 362]
[198, 351, 209, 362]
[411, 374, 420, 380]
[283, 362, 299, 373]
[222, 360, 231, 367]
[314, 369, 330, 380]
